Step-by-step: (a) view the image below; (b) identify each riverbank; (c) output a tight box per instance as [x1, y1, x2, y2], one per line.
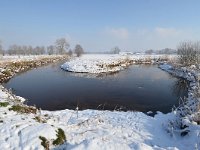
[0, 54, 199, 150]
[0, 55, 68, 83]
[159, 63, 200, 136]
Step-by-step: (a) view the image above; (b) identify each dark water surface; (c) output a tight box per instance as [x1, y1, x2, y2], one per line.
[4, 62, 188, 113]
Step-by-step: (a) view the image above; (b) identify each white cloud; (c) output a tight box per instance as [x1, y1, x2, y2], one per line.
[83, 27, 200, 52]
[105, 27, 129, 39]
[154, 27, 181, 38]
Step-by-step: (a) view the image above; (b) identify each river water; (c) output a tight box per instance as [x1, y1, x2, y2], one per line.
[4, 62, 188, 114]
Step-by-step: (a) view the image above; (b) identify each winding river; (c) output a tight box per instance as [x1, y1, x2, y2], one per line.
[3, 61, 188, 114]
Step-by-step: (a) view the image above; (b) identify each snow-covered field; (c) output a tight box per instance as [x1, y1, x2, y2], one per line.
[61, 54, 177, 73]
[0, 55, 65, 64]
[0, 54, 199, 150]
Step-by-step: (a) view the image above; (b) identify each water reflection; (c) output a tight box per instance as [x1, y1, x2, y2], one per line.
[172, 78, 188, 100]
[67, 71, 121, 79]
[4, 63, 188, 114]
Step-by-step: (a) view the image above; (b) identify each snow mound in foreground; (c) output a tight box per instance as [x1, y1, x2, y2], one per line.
[1, 101, 200, 150]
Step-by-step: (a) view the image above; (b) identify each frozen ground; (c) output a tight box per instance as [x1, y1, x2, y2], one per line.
[61, 54, 130, 73]
[0, 55, 64, 62]
[0, 55, 199, 150]
[61, 54, 177, 73]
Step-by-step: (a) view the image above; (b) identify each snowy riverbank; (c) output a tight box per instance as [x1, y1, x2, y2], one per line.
[159, 63, 200, 137]
[0, 55, 199, 150]
[0, 84, 199, 150]
[0, 55, 68, 83]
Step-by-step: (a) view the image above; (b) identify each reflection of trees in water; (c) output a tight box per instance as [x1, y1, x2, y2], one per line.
[68, 71, 121, 79]
[138, 64, 152, 68]
[51, 60, 67, 68]
[51, 63, 58, 68]
[64, 64, 162, 80]
[172, 78, 188, 100]
[67, 64, 158, 80]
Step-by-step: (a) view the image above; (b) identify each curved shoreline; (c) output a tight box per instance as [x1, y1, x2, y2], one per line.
[159, 63, 200, 132]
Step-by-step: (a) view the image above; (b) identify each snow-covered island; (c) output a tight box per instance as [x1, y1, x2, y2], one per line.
[0, 54, 199, 150]
[61, 54, 175, 73]
[61, 54, 131, 73]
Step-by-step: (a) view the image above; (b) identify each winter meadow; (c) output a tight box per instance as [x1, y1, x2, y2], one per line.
[0, 1, 200, 150]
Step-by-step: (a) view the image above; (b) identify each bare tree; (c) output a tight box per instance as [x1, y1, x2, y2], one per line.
[111, 46, 121, 54]
[27, 46, 34, 55]
[74, 44, 84, 57]
[8, 44, 18, 55]
[156, 48, 176, 54]
[55, 38, 69, 54]
[6, 44, 48, 55]
[8, 44, 28, 55]
[177, 41, 200, 66]
[33, 46, 46, 55]
[22, 45, 28, 55]
[68, 49, 73, 56]
[40, 46, 46, 54]
[47, 45, 55, 55]
[145, 49, 154, 54]
[0, 40, 4, 55]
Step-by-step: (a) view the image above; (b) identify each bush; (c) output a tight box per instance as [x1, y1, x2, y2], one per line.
[34, 116, 47, 123]
[0, 102, 9, 107]
[39, 136, 49, 150]
[9, 105, 37, 114]
[177, 41, 200, 66]
[2, 69, 12, 76]
[53, 128, 66, 145]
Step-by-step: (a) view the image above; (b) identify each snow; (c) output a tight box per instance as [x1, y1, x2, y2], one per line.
[0, 90, 199, 150]
[61, 54, 128, 73]
[0, 91, 199, 150]
[61, 54, 177, 74]
[159, 63, 173, 71]
[0, 55, 199, 150]
[0, 55, 62, 61]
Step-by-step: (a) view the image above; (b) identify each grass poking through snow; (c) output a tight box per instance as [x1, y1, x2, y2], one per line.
[53, 128, 66, 146]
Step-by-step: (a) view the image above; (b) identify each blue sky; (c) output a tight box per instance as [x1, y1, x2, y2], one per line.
[0, 0, 200, 52]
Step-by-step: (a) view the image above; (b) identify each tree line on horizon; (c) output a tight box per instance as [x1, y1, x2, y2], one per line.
[144, 48, 177, 55]
[1, 38, 199, 66]
[0, 38, 84, 57]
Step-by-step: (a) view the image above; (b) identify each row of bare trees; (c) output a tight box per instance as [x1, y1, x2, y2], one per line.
[1, 38, 199, 64]
[0, 40, 3, 55]
[0, 38, 84, 57]
[6, 45, 46, 55]
[145, 48, 176, 54]
[142, 41, 200, 66]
